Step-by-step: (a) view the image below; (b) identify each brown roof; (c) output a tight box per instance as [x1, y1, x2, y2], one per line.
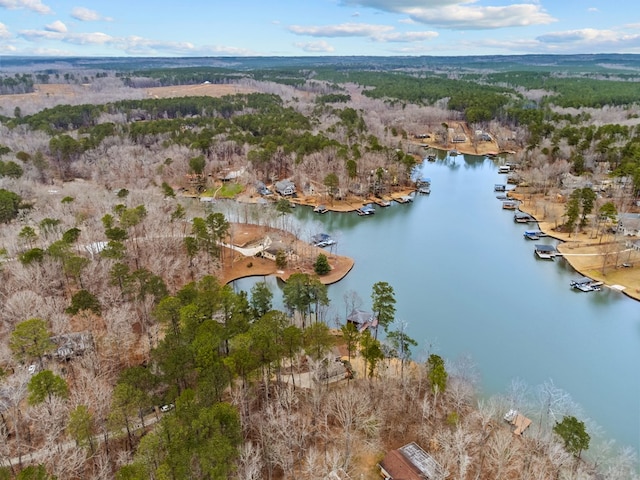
[379, 443, 446, 480]
[379, 450, 424, 480]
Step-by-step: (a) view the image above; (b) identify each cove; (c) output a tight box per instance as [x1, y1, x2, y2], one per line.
[233, 154, 640, 455]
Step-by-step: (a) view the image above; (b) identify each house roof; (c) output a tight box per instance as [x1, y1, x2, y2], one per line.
[346, 309, 373, 325]
[275, 179, 295, 189]
[379, 442, 446, 480]
[535, 244, 556, 252]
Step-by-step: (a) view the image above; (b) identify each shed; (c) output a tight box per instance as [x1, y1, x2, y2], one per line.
[379, 442, 446, 480]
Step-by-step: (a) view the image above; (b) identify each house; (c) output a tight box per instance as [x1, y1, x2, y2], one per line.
[261, 240, 292, 262]
[218, 167, 245, 182]
[346, 309, 378, 333]
[617, 213, 640, 236]
[274, 179, 296, 196]
[378, 442, 446, 480]
[50, 332, 94, 360]
[256, 181, 273, 196]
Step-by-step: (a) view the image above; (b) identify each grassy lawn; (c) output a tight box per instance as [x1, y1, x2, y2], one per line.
[205, 183, 243, 198]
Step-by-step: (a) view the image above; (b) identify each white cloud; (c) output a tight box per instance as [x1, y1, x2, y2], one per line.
[45, 20, 67, 33]
[342, 0, 556, 30]
[0, 22, 11, 38]
[294, 40, 335, 53]
[288, 22, 394, 37]
[20, 28, 113, 45]
[70, 6, 112, 22]
[288, 22, 436, 43]
[537, 28, 640, 47]
[17, 26, 253, 56]
[587, 7, 599, 13]
[376, 30, 438, 42]
[0, 0, 52, 14]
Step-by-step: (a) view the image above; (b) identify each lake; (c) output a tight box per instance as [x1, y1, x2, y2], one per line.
[232, 154, 640, 456]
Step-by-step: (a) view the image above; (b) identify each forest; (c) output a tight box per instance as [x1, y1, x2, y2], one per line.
[0, 55, 639, 479]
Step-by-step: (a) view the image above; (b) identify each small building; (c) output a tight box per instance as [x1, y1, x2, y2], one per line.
[379, 442, 446, 480]
[274, 179, 296, 196]
[50, 332, 94, 360]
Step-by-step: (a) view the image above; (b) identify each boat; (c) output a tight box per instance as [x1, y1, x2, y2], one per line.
[494, 184, 506, 192]
[357, 204, 376, 215]
[449, 149, 460, 156]
[502, 200, 518, 210]
[418, 185, 431, 194]
[426, 154, 436, 162]
[313, 205, 328, 214]
[570, 276, 604, 292]
[498, 165, 510, 174]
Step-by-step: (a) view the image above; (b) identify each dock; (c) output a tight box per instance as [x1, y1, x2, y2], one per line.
[395, 195, 414, 204]
[570, 276, 604, 292]
[356, 204, 376, 216]
[514, 211, 536, 223]
[534, 244, 557, 260]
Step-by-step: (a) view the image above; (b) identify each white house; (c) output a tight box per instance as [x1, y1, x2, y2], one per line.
[275, 179, 296, 196]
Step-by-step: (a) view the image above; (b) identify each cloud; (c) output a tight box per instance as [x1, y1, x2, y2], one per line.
[70, 6, 112, 22]
[0, 0, 53, 14]
[587, 7, 598, 13]
[288, 22, 437, 43]
[19, 29, 113, 45]
[377, 30, 438, 42]
[288, 22, 394, 38]
[45, 20, 67, 33]
[537, 28, 640, 48]
[294, 40, 335, 53]
[0, 22, 11, 38]
[341, 0, 556, 30]
[18, 26, 254, 56]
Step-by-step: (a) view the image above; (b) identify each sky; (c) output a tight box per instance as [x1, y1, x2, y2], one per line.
[0, 0, 639, 57]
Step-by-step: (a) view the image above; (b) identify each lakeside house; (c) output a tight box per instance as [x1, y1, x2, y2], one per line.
[617, 213, 640, 236]
[378, 442, 446, 480]
[346, 309, 378, 333]
[274, 179, 296, 196]
[261, 240, 293, 262]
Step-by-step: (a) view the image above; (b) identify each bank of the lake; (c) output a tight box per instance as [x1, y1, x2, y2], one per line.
[229, 154, 640, 458]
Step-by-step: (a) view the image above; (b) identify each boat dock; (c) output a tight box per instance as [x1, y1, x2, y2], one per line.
[356, 204, 376, 216]
[570, 276, 604, 292]
[534, 244, 557, 260]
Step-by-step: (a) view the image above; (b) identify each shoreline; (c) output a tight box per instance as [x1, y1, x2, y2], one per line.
[220, 223, 355, 285]
[512, 193, 640, 302]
